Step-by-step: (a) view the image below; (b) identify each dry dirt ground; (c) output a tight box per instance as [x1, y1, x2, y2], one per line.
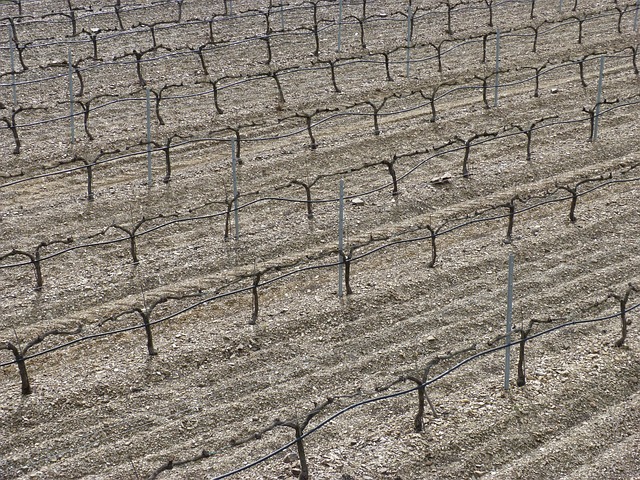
[1, 0, 640, 479]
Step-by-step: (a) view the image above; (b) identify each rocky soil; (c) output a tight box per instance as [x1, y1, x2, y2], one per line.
[1, 0, 639, 479]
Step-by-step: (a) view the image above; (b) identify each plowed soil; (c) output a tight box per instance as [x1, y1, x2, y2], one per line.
[1, 0, 639, 479]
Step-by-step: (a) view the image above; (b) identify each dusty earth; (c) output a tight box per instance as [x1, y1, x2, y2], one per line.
[1, 0, 640, 479]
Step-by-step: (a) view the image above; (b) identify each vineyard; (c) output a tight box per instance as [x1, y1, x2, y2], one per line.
[1, 0, 640, 478]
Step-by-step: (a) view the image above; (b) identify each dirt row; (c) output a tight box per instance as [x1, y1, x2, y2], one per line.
[1, 0, 639, 479]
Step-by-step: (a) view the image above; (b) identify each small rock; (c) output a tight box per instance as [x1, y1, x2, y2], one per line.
[550, 88, 559, 94]
[283, 452, 299, 464]
[427, 335, 436, 342]
[351, 197, 365, 206]
[430, 173, 452, 185]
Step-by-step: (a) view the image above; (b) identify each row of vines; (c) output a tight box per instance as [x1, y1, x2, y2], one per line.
[2, 0, 639, 479]
[1, 0, 639, 158]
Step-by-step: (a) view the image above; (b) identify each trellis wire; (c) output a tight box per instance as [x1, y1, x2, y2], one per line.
[1, 107, 639, 277]
[0, 7, 635, 282]
[0, 15, 635, 137]
[0, 0, 632, 64]
[207, 302, 640, 480]
[3, 87, 636, 204]
[0, 171, 635, 282]
[2, 51, 633, 141]
[2, 263, 637, 477]
[3, 213, 639, 368]
[1, 2, 639, 473]
[1, 40, 631, 146]
[0, 97, 637, 265]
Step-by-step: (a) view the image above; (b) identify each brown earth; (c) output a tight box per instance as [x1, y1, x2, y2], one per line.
[1, 0, 640, 479]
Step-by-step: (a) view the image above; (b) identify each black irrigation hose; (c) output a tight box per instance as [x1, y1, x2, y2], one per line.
[0, 44, 634, 147]
[1, 0, 637, 361]
[1, 59, 637, 192]
[2, 251, 638, 478]
[0, 0, 263, 34]
[0, 112, 636, 270]
[1, 0, 634, 57]
[0, 38, 633, 180]
[0, 1, 374, 55]
[0, 252, 344, 367]
[207, 301, 640, 480]
[0, 283, 255, 366]
[350, 173, 640, 263]
[0, 102, 638, 271]
[0, 0, 631, 94]
[1, 12, 629, 92]
[1, 171, 637, 367]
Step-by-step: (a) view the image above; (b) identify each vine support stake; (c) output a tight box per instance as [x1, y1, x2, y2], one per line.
[9, 25, 17, 106]
[280, 1, 285, 30]
[68, 48, 75, 145]
[504, 252, 514, 390]
[338, 179, 345, 298]
[146, 87, 152, 185]
[250, 271, 261, 325]
[592, 56, 605, 142]
[494, 28, 500, 107]
[336, 0, 343, 52]
[87, 162, 93, 200]
[405, 4, 412, 78]
[231, 140, 239, 240]
[634, 0, 639, 32]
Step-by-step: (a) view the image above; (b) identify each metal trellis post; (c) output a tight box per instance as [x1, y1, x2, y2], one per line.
[146, 87, 152, 185]
[337, 0, 343, 52]
[592, 56, 605, 142]
[280, 1, 285, 30]
[232, 140, 240, 240]
[494, 28, 500, 107]
[68, 48, 75, 145]
[405, 4, 412, 78]
[9, 25, 17, 106]
[338, 179, 345, 298]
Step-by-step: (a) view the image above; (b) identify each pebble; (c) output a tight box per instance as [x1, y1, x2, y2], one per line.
[282, 452, 298, 464]
[431, 173, 452, 185]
